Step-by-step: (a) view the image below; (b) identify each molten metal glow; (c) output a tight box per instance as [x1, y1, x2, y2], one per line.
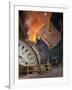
[32, 34, 36, 42]
[26, 12, 52, 42]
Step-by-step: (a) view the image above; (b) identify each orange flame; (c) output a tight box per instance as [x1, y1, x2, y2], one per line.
[27, 13, 42, 42]
[26, 12, 52, 42]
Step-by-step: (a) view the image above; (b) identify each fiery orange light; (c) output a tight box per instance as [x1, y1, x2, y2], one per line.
[26, 12, 52, 42]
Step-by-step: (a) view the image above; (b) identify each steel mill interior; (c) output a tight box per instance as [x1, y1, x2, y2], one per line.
[19, 11, 63, 79]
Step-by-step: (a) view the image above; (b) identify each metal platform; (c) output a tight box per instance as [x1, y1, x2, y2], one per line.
[19, 66, 63, 79]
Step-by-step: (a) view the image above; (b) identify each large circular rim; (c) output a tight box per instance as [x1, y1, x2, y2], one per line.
[19, 40, 39, 66]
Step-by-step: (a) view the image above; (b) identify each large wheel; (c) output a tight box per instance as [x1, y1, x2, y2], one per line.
[19, 40, 40, 75]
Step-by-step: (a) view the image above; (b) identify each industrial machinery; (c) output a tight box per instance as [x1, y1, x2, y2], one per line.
[19, 39, 52, 76]
[19, 40, 40, 74]
[19, 11, 63, 77]
[19, 23, 62, 76]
